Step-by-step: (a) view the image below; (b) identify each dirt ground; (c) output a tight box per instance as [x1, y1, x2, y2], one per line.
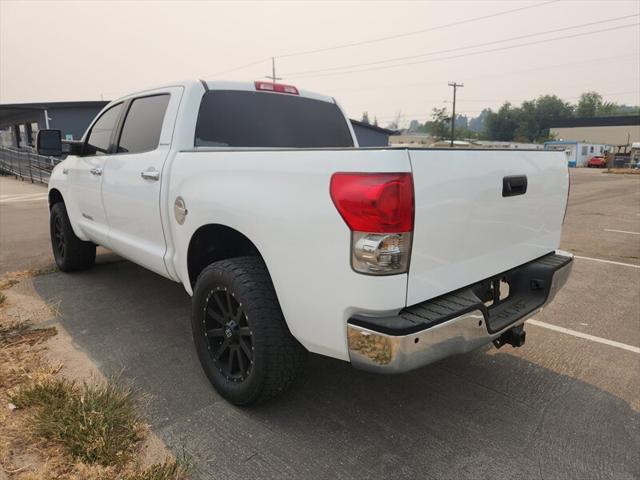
[0, 272, 173, 479]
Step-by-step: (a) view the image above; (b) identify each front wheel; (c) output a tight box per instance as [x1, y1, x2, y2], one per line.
[50, 203, 96, 272]
[191, 257, 306, 405]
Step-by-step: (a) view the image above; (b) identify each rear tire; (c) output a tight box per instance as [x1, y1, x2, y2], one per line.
[191, 256, 306, 405]
[50, 203, 96, 272]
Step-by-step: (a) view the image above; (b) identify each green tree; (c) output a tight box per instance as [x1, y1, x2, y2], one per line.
[408, 120, 421, 132]
[430, 107, 450, 139]
[523, 95, 573, 141]
[485, 96, 572, 142]
[361, 112, 370, 124]
[484, 103, 521, 141]
[576, 91, 602, 117]
[469, 109, 490, 133]
[596, 101, 620, 116]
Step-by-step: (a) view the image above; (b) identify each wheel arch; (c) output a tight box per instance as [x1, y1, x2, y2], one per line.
[186, 223, 262, 285]
[48, 188, 64, 210]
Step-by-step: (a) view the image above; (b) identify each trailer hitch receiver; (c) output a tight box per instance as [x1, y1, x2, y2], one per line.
[493, 324, 526, 349]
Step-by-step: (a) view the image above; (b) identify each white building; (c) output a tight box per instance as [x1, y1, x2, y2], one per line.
[543, 141, 610, 167]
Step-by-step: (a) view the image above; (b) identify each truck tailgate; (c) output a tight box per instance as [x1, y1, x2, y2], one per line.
[407, 149, 568, 306]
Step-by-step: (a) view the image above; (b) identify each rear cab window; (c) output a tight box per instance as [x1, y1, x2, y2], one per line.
[194, 90, 354, 148]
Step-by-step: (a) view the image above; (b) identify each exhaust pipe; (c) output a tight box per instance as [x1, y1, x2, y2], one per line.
[493, 325, 526, 349]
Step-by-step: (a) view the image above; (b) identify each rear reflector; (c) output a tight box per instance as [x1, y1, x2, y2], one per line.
[254, 81, 299, 95]
[330, 173, 414, 233]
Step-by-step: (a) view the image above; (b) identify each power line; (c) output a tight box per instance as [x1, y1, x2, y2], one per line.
[286, 22, 640, 79]
[276, 0, 560, 59]
[372, 90, 640, 122]
[376, 110, 484, 121]
[435, 89, 640, 104]
[284, 14, 639, 77]
[203, 57, 271, 79]
[201, 0, 560, 79]
[560, 90, 640, 101]
[328, 53, 639, 94]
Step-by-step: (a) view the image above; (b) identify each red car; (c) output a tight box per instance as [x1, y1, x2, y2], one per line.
[587, 156, 607, 168]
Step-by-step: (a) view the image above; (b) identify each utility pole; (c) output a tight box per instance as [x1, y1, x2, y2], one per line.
[266, 57, 282, 82]
[448, 81, 463, 147]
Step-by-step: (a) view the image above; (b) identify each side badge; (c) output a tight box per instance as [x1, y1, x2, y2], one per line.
[174, 196, 188, 225]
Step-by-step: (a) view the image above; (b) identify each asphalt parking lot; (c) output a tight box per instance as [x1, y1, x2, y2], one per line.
[1, 169, 639, 480]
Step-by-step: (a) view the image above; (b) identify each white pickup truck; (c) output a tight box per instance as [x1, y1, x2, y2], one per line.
[37, 79, 573, 405]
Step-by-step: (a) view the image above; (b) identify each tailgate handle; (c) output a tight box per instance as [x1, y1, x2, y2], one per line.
[502, 175, 527, 197]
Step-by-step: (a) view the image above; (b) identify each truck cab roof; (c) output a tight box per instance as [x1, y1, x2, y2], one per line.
[112, 79, 335, 105]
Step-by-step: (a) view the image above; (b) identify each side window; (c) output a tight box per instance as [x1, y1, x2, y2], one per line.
[581, 146, 588, 155]
[590, 146, 594, 153]
[85, 103, 123, 155]
[117, 94, 170, 154]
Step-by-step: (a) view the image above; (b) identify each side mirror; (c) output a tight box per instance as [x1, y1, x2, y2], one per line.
[36, 129, 63, 156]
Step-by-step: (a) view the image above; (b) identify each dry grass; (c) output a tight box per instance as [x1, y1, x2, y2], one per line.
[123, 458, 192, 480]
[0, 265, 58, 291]
[10, 377, 144, 467]
[0, 272, 191, 480]
[0, 320, 56, 350]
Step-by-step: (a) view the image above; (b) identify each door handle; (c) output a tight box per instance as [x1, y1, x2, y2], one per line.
[502, 175, 527, 197]
[140, 168, 160, 181]
[90, 167, 103, 176]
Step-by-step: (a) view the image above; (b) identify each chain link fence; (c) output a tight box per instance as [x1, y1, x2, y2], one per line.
[0, 145, 59, 185]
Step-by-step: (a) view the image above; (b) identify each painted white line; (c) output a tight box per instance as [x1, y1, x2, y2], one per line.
[0, 195, 48, 204]
[527, 319, 640, 354]
[604, 228, 640, 235]
[0, 193, 46, 200]
[574, 255, 640, 269]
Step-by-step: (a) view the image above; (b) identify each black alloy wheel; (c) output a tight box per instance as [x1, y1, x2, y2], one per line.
[53, 215, 65, 260]
[49, 202, 96, 272]
[191, 257, 307, 405]
[203, 287, 254, 382]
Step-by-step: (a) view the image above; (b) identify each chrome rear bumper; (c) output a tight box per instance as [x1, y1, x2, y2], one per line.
[347, 250, 573, 374]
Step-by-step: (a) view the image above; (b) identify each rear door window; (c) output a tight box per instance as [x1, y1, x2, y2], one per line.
[195, 90, 354, 148]
[117, 94, 170, 154]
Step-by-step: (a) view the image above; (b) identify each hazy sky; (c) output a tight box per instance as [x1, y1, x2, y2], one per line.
[1, 0, 639, 127]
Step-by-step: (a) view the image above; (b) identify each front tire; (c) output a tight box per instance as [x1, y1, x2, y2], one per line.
[50, 203, 96, 272]
[192, 257, 306, 405]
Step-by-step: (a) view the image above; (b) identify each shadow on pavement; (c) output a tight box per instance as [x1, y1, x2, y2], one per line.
[33, 259, 640, 480]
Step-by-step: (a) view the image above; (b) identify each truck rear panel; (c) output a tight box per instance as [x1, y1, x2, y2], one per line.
[406, 149, 568, 306]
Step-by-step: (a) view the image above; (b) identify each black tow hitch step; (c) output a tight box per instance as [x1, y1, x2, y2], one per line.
[493, 325, 526, 349]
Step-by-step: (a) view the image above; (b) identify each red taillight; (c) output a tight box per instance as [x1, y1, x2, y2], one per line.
[330, 173, 414, 233]
[254, 81, 299, 95]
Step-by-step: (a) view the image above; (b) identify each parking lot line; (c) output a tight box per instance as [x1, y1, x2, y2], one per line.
[0, 193, 45, 200]
[527, 319, 640, 353]
[0, 194, 48, 204]
[574, 255, 640, 269]
[604, 228, 640, 235]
